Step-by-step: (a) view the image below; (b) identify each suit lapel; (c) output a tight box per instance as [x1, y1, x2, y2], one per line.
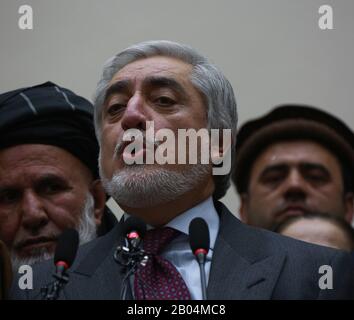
[64, 219, 128, 299]
[61, 202, 286, 299]
[208, 203, 286, 300]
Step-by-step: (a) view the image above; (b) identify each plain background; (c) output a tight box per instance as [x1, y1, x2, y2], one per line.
[1, 0, 353, 219]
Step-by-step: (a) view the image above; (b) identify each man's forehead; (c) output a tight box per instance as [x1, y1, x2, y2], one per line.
[0, 169, 68, 190]
[258, 140, 336, 163]
[0, 144, 89, 181]
[248, 140, 345, 177]
[110, 56, 192, 84]
[0, 144, 74, 164]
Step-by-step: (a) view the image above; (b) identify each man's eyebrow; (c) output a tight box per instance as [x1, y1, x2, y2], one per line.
[0, 174, 67, 193]
[34, 174, 73, 191]
[259, 162, 331, 178]
[143, 76, 188, 96]
[0, 185, 18, 193]
[35, 174, 68, 185]
[260, 164, 288, 177]
[104, 79, 132, 103]
[300, 163, 331, 175]
[104, 76, 189, 105]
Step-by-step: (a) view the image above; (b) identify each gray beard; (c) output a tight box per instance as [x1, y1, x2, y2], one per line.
[100, 164, 211, 208]
[10, 193, 97, 273]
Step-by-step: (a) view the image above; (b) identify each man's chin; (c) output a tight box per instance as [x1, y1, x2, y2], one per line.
[102, 163, 210, 209]
[268, 209, 309, 230]
[11, 247, 54, 272]
[103, 168, 173, 202]
[115, 184, 173, 208]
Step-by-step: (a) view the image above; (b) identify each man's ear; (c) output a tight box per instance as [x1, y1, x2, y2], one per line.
[344, 192, 354, 224]
[89, 180, 106, 227]
[239, 193, 249, 223]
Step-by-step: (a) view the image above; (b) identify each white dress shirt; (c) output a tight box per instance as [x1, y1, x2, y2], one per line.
[125, 196, 220, 300]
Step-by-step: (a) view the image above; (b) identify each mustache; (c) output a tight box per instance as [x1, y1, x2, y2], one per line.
[114, 132, 161, 157]
[274, 201, 311, 216]
[13, 233, 59, 251]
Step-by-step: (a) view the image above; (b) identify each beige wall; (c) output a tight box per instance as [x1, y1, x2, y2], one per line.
[1, 0, 353, 219]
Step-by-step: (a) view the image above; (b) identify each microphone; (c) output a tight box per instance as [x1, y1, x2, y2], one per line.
[189, 217, 210, 300]
[54, 228, 79, 275]
[42, 228, 79, 300]
[114, 216, 148, 300]
[122, 216, 147, 250]
[115, 216, 147, 267]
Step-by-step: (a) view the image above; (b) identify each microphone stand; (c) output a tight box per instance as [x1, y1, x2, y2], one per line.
[114, 239, 148, 300]
[41, 264, 69, 300]
[195, 249, 208, 300]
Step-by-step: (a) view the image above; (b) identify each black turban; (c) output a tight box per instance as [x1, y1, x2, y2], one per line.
[0, 81, 99, 178]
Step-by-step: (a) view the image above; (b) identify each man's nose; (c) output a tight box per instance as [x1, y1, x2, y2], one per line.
[283, 170, 307, 202]
[21, 190, 49, 231]
[120, 94, 148, 131]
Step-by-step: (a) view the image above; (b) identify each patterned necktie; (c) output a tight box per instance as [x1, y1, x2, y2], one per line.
[134, 227, 191, 300]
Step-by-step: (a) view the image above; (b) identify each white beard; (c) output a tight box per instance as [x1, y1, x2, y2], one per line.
[10, 193, 97, 273]
[100, 163, 211, 208]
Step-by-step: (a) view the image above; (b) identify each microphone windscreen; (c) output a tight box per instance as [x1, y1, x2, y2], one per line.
[54, 228, 79, 267]
[189, 217, 210, 254]
[122, 216, 147, 238]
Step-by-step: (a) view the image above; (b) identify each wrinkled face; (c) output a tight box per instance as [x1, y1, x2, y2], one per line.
[241, 141, 353, 229]
[0, 144, 94, 259]
[280, 218, 352, 252]
[99, 56, 213, 207]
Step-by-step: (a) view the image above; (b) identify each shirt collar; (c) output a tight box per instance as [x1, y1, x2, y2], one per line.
[123, 197, 220, 250]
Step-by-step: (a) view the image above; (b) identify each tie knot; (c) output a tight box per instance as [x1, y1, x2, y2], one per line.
[143, 227, 180, 255]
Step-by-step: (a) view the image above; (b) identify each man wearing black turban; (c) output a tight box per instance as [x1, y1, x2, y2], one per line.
[0, 82, 117, 273]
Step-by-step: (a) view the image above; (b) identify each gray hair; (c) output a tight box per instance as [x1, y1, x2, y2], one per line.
[93, 40, 238, 200]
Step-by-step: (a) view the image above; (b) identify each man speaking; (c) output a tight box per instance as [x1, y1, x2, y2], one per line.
[11, 41, 354, 300]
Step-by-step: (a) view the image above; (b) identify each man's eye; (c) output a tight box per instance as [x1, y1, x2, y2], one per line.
[107, 103, 125, 116]
[261, 172, 285, 186]
[0, 190, 20, 204]
[40, 184, 65, 195]
[306, 172, 328, 184]
[154, 96, 176, 107]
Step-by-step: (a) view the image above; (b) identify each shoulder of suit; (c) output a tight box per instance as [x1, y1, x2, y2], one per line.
[218, 201, 351, 265]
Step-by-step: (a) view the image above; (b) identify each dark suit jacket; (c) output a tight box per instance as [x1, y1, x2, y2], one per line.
[0, 240, 12, 300]
[10, 202, 354, 299]
[96, 206, 118, 237]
